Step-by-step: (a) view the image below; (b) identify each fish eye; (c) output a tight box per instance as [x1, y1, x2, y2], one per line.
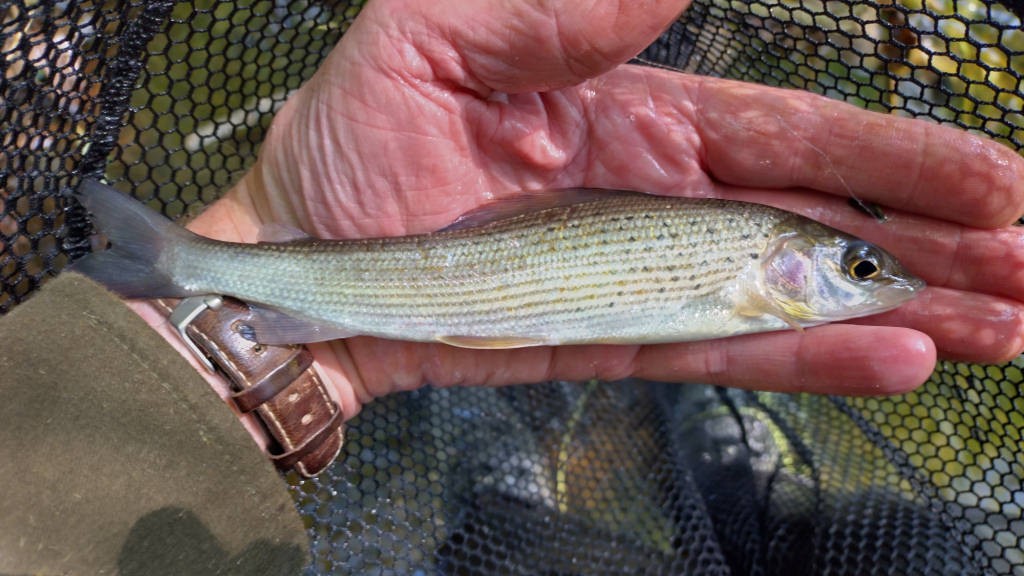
[843, 243, 882, 281]
[849, 258, 880, 280]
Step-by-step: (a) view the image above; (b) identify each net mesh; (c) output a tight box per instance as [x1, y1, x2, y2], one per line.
[2, 0, 1023, 574]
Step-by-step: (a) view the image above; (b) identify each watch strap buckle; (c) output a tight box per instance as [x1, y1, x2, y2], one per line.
[169, 295, 224, 373]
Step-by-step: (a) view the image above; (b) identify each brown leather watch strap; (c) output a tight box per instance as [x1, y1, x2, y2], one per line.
[154, 297, 344, 477]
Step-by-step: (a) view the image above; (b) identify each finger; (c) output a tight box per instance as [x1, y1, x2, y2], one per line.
[848, 287, 1024, 364]
[583, 68, 1024, 228]
[339, 326, 935, 399]
[706, 185, 1024, 303]
[396, 0, 689, 94]
[629, 325, 935, 395]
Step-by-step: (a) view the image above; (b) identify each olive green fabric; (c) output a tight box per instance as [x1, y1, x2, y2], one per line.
[0, 273, 307, 575]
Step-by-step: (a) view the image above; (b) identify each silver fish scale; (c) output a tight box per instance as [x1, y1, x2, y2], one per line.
[172, 195, 795, 345]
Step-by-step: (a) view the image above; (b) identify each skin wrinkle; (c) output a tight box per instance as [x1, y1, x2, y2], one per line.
[700, 342, 729, 388]
[941, 223, 964, 289]
[785, 99, 826, 192]
[583, 70, 702, 193]
[326, 340, 371, 407]
[461, 1, 566, 93]
[548, 92, 589, 188]
[899, 118, 930, 217]
[688, 74, 714, 176]
[575, 76, 614, 183]
[554, 2, 614, 86]
[632, 72, 669, 181]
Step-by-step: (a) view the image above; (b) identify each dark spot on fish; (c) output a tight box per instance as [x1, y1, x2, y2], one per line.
[700, 260, 708, 266]
[641, 265, 650, 272]
[617, 290, 624, 296]
[608, 302, 615, 308]
[725, 256, 734, 263]
[706, 227, 716, 235]
[671, 275, 680, 282]
[749, 253, 759, 259]
[658, 287, 666, 293]
[624, 215, 634, 221]
[728, 217, 735, 224]
[741, 233, 751, 240]
[763, 232, 770, 239]
[688, 274, 696, 281]
[656, 234, 665, 241]
[694, 283, 703, 290]
[628, 235, 636, 242]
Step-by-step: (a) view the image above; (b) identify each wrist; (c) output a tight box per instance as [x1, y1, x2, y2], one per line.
[126, 298, 272, 450]
[124, 165, 359, 465]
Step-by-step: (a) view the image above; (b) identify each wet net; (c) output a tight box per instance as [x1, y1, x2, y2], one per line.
[2, 0, 1023, 574]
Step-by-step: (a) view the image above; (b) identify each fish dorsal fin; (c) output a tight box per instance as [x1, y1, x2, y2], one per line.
[241, 302, 356, 345]
[440, 188, 638, 232]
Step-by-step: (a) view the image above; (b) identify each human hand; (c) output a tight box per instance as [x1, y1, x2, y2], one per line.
[140, 0, 1024, 421]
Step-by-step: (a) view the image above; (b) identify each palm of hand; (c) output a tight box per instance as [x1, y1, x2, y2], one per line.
[187, 0, 1024, 417]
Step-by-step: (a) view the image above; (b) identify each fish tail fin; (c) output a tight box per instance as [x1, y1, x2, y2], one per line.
[71, 179, 197, 299]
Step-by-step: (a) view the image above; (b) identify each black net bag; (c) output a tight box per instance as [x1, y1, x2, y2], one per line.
[1, 0, 1022, 574]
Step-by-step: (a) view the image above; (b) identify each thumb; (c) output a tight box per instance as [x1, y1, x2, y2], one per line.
[382, 0, 690, 94]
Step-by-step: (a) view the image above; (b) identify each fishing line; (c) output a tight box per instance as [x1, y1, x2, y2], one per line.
[771, 113, 888, 223]
[630, 57, 888, 223]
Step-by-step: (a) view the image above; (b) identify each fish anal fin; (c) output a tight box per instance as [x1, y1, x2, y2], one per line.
[440, 188, 642, 232]
[437, 335, 547, 349]
[243, 303, 356, 345]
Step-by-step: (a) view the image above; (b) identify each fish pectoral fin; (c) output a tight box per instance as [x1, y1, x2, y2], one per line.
[256, 221, 313, 243]
[437, 335, 547, 349]
[735, 293, 806, 333]
[243, 303, 357, 345]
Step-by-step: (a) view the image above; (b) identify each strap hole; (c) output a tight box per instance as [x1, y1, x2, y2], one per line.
[301, 413, 313, 425]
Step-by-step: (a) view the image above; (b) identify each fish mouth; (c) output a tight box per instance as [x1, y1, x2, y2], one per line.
[876, 274, 927, 308]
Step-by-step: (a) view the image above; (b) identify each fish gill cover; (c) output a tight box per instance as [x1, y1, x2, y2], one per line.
[1, 0, 1022, 574]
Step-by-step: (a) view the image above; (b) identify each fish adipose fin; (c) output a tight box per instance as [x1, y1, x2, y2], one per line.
[242, 303, 356, 345]
[440, 188, 645, 232]
[437, 335, 546, 349]
[71, 179, 196, 299]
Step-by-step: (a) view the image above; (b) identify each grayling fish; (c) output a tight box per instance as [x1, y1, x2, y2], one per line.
[73, 180, 923, 348]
